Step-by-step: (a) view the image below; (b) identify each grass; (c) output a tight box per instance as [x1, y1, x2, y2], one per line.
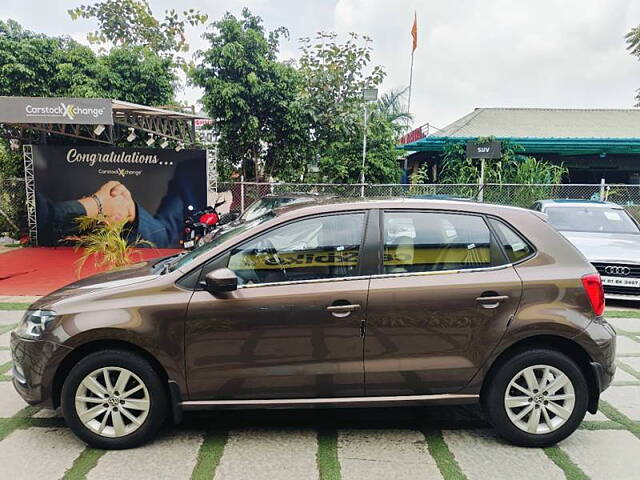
[544, 446, 589, 480]
[599, 400, 640, 440]
[63, 448, 106, 480]
[0, 323, 17, 335]
[0, 303, 31, 310]
[191, 430, 228, 480]
[0, 405, 40, 441]
[317, 429, 341, 480]
[616, 361, 640, 381]
[606, 310, 640, 319]
[579, 420, 626, 430]
[422, 430, 468, 480]
[0, 361, 12, 376]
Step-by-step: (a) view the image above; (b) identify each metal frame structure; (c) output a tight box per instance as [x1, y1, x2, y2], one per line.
[1, 97, 211, 245]
[22, 145, 37, 245]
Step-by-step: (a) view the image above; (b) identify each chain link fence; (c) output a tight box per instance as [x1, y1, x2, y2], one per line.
[0, 178, 638, 239]
[213, 181, 640, 222]
[0, 177, 25, 238]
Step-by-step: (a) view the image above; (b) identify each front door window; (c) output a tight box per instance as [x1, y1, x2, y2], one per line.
[228, 213, 366, 285]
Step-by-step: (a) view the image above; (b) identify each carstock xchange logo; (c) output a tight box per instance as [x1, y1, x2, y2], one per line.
[25, 102, 105, 120]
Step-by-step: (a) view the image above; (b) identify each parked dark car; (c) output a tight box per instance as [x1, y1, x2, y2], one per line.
[200, 193, 328, 244]
[11, 198, 615, 449]
[532, 199, 640, 301]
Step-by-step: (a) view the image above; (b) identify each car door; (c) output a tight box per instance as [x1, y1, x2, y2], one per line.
[185, 211, 371, 401]
[364, 209, 523, 396]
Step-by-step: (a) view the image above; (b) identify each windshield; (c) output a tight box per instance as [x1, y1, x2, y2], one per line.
[167, 216, 273, 273]
[546, 206, 640, 234]
[240, 197, 312, 222]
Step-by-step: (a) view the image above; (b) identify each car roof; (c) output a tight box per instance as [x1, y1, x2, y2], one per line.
[537, 199, 622, 208]
[273, 196, 540, 218]
[263, 192, 327, 198]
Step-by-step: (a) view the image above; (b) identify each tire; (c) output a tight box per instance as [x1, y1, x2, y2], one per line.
[482, 348, 588, 447]
[61, 349, 168, 449]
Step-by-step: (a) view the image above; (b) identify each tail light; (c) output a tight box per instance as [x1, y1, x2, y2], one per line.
[582, 273, 605, 316]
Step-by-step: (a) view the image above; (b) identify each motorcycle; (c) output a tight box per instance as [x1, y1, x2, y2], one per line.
[181, 199, 226, 250]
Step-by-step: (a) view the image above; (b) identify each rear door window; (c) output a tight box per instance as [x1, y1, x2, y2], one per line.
[382, 211, 495, 273]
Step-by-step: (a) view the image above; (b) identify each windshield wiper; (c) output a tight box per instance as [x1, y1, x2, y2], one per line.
[159, 252, 188, 275]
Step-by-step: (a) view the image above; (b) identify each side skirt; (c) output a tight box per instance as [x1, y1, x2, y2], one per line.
[180, 393, 479, 410]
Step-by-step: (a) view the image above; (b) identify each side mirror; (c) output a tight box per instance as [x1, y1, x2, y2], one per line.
[202, 268, 238, 294]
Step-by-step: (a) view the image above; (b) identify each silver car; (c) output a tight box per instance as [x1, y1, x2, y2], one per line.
[532, 199, 640, 301]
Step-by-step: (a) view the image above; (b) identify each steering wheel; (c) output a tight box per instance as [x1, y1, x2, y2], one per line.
[257, 239, 288, 280]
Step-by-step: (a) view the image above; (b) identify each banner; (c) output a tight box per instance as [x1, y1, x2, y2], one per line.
[0, 97, 113, 125]
[32, 145, 206, 248]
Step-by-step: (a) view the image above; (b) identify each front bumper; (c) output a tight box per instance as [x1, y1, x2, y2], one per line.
[10, 332, 70, 407]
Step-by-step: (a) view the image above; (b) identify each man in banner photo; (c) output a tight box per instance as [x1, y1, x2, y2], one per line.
[33, 146, 207, 248]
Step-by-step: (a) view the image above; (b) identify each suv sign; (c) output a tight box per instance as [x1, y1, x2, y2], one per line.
[466, 141, 502, 159]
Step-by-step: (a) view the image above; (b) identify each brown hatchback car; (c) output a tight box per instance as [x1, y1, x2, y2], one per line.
[11, 199, 616, 449]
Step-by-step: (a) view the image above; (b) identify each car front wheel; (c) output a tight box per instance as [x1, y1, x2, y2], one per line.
[61, 349, 167, 449]
[483, 348, 588, 447]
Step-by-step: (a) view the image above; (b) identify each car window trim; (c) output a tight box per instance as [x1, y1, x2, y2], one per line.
[368, 262, 515, 281]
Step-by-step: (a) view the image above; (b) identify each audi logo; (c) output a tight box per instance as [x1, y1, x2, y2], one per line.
[604, 266, 631, 276]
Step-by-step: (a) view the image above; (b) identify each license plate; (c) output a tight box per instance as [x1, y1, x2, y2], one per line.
[601, 276, 640, 288]
[183, 240, 194, 248]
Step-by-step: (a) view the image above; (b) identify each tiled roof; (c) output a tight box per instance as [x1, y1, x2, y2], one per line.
[436, 108, 640, 139]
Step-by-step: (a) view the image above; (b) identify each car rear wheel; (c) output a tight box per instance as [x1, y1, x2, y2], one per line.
[61, 349, 167, 449]
[483, 348, 588, 447]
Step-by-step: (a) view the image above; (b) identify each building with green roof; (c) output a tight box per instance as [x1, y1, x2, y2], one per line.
[399, 108, 640, 184]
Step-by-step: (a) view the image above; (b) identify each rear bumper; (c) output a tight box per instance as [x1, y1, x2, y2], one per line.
[574, 318, 616, 413]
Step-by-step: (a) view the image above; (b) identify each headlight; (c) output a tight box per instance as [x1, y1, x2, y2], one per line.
[15, 310, 57, 339]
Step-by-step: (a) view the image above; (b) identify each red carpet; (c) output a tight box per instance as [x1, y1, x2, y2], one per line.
[0, 247, 180, 296]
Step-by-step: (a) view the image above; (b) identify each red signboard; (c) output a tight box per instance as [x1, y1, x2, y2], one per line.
[398, 124, 428, 145]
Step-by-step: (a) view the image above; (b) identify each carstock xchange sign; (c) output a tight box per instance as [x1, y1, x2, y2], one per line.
[0, 96, 113, 125]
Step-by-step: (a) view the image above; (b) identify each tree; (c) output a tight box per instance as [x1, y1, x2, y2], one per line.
[376, 87, 413, 130]
[297, 32, 400, 183]
[69, 0, 207, 71]
[0, 19, 176, 103]
[191, 8, 311, 181]
[626, 25, 640, 106]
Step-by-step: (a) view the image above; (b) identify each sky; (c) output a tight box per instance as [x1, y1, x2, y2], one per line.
[3, 0, 640, 130]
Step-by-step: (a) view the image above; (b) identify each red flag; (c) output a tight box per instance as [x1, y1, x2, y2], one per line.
[411, 12, 417, 52]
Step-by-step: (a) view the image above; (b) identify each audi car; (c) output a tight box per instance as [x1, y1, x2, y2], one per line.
[532, 200, 640, 301]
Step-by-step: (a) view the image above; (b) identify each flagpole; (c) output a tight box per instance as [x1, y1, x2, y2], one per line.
[408, 49, 415, 113]
[408, 11, 417, 114]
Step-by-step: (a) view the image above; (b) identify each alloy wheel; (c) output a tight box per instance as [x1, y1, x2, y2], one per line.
[74, 366, 150, 438]
[503, 364, 576, 435]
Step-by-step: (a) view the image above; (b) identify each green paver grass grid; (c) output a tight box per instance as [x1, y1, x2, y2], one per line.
[190, 430, 228, 480]
[0, 305, 638, 479]
[0, 303, 31, 311]
[606, 309, 640, 319]
[317, 428, 341, 480]
[544, 446, 589, 480]
[422, 429, 469, 480]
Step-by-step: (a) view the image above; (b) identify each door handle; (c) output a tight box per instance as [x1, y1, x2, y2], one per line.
[326, 304, 361, 318]
[475, 295, 509, 309]
[326, 304, 361, 312]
